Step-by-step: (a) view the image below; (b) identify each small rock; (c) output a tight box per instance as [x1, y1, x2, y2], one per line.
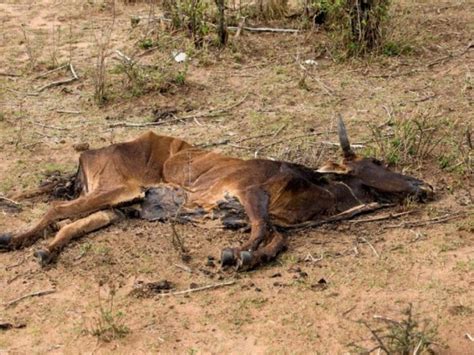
[299, 271, 308, 278]
[73, 142, 89, 152]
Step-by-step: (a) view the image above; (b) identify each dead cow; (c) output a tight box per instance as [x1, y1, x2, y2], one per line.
[0, 117, 433, 269]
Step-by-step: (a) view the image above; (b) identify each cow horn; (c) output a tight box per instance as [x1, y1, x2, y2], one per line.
[337, 114, 355, 158]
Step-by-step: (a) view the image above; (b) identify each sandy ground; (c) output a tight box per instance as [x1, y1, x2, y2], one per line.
[0, 0, 473, 353]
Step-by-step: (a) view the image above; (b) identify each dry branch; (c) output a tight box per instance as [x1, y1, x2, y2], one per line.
[109, 92, 249, 128]
[5, 256, 27, 271]
[34, 64, 68, 79]
[227, 26, 299, 33]
[56, 110, 82, 114]
[384, 212, 467, 229]
[360, 236, 380, 258]
[0, 321, 26, 330]
[174, 263, 193, 273]
[35, 64, 79, 93]
[4, 289, 56, 308]
[0, 195, 22, 208]
[158, 280, 235, 296]
[254, 131, 330, 157]
[287, 202, 393, 230]
[131, 14, 299, 34]
[427, 41, 473, 68]
[349, 210, 416, 224]
[0, 72, 21, 77]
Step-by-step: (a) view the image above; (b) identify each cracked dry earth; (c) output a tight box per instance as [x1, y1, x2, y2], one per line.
[0, 0, 473, 354]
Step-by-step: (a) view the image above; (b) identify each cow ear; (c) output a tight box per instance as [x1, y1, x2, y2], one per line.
[316, 162, 352, 174]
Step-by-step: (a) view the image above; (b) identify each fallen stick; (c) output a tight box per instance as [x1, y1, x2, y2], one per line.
[286, 202, 393, 230]
[0, 321, 26, 330]
[0, 72, 21, 77]
[174, 263, 193, 273]
[37, 76, 77, 92]
[158, 280, 235, 296]
[227, 26, 299, 33]
[5, 256, 26, 271]
[34, 64, 68, 79]
[56, 109, 82, 114]
[35, 64, 79, 93]
[359, 236, 380, 258]
[4, 289, 56, 308]
[234, 16, 246, 38]
[254, 131, 328, 157]
[131, 15, 299, 34]
[110, 92, 249, 128]
[32, 122, 71, 131]
[0, 195, 22, 208]
[349, 210, 416, 224]
[114, 49, 134, 65]
[427, 41, 473, 68]
[319, 141, 365, 149]
[384, 212, 467, 229]
[373, 315, 401, 326]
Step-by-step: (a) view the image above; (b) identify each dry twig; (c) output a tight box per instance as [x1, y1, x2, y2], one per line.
[35, 64, 79, 93]
[158, 280, 235, 296]
[0, 321, 26, 330]
[174, 263, 193, 273]
[349, 210, 416, 224]
[5, 256, 27, 271]
[384, 212, 467, 229]
[359, 236, 380, 258]
[227, 26, 299, 33]
[34, 64, 68, 79]
[287, 202, 393, 230]
[427, 41, 473, 68]
[254, 131, 329, 157]
[4, 289, 56, 308]
[109, 92, 249, 128]
[0, 72, 21, 77]
[0, 195, 22, 208]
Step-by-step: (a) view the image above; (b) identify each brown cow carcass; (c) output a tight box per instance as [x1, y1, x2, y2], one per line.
[0, 116, 433, 270]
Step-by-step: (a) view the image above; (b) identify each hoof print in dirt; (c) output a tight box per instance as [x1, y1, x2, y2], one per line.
[0, 233, 12, 250]
[34, 249, 53, 266]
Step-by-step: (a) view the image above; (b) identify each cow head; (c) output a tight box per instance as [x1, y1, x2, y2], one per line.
[318, 115, 433, 201]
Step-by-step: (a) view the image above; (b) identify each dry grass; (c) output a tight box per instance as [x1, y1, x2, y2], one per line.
[0, 0, 472, 353]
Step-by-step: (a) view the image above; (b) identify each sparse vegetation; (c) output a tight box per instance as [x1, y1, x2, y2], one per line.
[310, 0, 391, 56]
[93, 1, 116, 105]
[89, 285, 130, 342]
[352, 304, 441, 354]
[164, 0, 210, 47]
[367, 112, 445, 168]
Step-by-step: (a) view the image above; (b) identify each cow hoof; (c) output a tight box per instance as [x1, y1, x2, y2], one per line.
[237, 251, 253, 271]
[0, 233, 12, 250]
[34, 249, 52, 266]
[221, 248, 236, 267]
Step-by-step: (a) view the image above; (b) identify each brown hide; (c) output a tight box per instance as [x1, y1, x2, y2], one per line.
[0, 120, 432, 270]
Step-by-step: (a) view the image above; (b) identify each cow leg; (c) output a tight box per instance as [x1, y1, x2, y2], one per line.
[237, 231, 288, 270]
[34, 209, 122, 266]
[1, 186, 138, 250]
[221, 187, 271, 267]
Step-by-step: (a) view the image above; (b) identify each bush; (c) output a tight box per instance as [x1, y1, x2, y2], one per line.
[311, 0, 391, 56]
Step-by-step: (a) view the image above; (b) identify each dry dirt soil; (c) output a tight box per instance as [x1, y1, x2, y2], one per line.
[0, 0, 473, 354]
